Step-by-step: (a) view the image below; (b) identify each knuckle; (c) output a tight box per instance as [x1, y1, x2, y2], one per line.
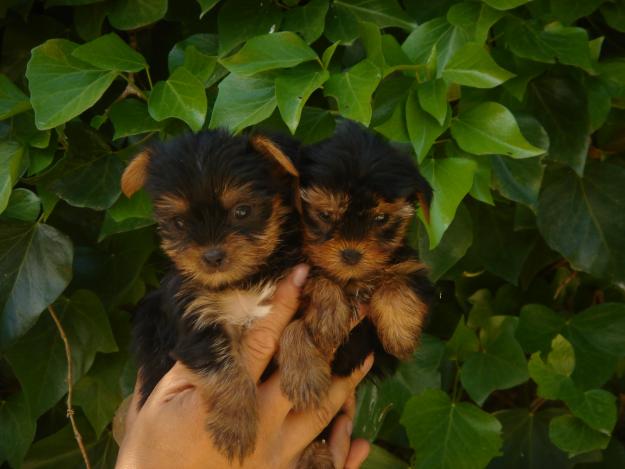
[271, 292, 298, 315]
[314, 404, 334, 429]
[245, 327, 278, 360]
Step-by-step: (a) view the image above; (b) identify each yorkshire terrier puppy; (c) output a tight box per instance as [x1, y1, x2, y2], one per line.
[121, 130, 300, 461]
[279, 121, 434, 467]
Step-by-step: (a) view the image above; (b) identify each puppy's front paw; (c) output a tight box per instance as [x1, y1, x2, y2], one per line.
[202, 374, 258, 461]
[281, 360, 331, 411]
[279, 320, 332, 410]
[371, 278, 427, 360]
[297, 441, 335, 469]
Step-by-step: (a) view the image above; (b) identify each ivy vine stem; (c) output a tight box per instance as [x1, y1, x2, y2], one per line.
[48, 305, 92, 469]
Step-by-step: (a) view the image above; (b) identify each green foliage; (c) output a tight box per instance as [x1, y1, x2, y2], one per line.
[1, 1, 624, 468]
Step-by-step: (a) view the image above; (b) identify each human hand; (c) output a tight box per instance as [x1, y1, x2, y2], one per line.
[116, 265, 372, 469]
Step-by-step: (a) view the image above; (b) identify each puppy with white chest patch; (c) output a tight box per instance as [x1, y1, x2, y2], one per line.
[122, 130, 301, 462]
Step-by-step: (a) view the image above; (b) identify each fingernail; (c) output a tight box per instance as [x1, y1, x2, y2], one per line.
[292, 264, 309, 287]
[346, 419, 353, 437]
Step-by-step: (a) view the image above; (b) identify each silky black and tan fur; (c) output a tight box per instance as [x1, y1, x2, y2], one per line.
[279, 121, 434, 468]
[122, 130, 300, 462]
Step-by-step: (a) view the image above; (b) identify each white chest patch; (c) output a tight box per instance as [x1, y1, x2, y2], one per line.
[217, 282, 277, 327]
[185, 282, 278, 330]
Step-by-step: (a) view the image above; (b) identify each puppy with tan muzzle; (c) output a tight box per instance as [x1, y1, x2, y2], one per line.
[122, 130, 301, 462]
[279, 121, 435, 468]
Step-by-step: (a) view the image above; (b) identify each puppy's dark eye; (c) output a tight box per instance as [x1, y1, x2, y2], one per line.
[234, 205, 251, 219]
[318, 211, 332, 222]
[173, 217, 185, 229]
[374, 213, 388, 225]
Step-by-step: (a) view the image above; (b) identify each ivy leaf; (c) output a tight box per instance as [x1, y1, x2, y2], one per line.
[71, 33, 146, 72]
[0, 74, 31, 120]
[452, 102, 546, 158]
[275, 63, 329, 134]
[492, 156, 544, 207]
[197, 0, 220, 18]
[168, 34, 221, 87]
[461, 317, 529, 405]
[504, 19, 593, 70]
[324, 3, 360, 43]
[5, 290, 117, 417]
[446, 315, 479, 360]
[420, 157, 477, 249]
[417, 78, 448, 125]
[217, 0, 282, 54]
[550, 0, 605, 24]
[108, 0, 167, 30]
[283, 0, 329, 44]
[148, 67, 207, 132]
[483, 0, 531, 10]
[0, 392, 35, 469]
[402, 18, 469, 73]
[49, 142, 124, 210]
[568, 389, 617, 435]
[537, 163, 625, 283]
[109, 99, 163, 140]
[406, 89, 448, 162]
[74, 353, 126, 438]
[526, 74, 590, 176]
[26, 39, 118, 130]
[0, 140, 25, 214]
[220, 32, 317, 76]
[549, 415, 610, 456]
[443, 42, 515, 88]
[469, 203, 537, 285]
[568, 304, 625, 357]
[99, 189, 154, 241]
[401, 389, 502, 469]
[418, 203, 473, 282]
[324, 59, 381, 125]
[446, 2, 503, 43]
[0, 222, 73, 348]
[528, 335, 578, 400]
[334, 0, 416, 30]
[209, 73, 276, 132]
[491, 409, 571, 469]
[361, 444, 409, 469]
[3, 188, 41, 222]
[294, 107, 336, 144]
[516, 304, 566, 354]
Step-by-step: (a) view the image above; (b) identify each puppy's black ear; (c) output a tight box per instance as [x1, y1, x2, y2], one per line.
[121, 149, 151, 197]
[251, 134, 302, 213]
[250, 135, 299, 177]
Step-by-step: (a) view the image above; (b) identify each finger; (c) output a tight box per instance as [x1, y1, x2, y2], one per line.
[123, 375, 143, 433]
[242, 264, 309, 381]
[345, 439, 370, 469]
[283, 354, 373, 451]
[341, 392, 356, 420]
[328, 414, 352, 468]
[257, 371, 293, 424]
[143, 362, 197, 408]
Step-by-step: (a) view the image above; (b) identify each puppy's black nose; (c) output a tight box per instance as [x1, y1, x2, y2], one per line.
[203, 248, 226, 267]
[341, 249, 362, 266]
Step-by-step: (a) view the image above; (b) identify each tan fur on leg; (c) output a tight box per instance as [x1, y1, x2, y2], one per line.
[195, 362, 258, 462]
[303, 275, 352, 356]
[370, 274, 427, 360]
[297, 441, 335, 469]
[279, 319, 332, 410]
